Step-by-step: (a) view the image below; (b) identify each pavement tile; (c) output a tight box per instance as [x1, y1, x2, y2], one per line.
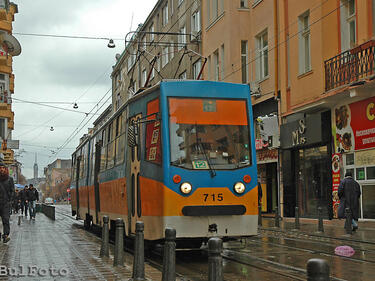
[0, 207, 163, 280]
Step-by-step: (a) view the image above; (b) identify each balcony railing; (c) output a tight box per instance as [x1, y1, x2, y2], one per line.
[324, 40, 375, 92]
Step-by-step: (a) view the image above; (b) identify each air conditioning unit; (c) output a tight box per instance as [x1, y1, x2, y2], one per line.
[249, 82, 261, 98]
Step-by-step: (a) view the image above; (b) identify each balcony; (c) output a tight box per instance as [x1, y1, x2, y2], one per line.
[324, 40, 375, 92]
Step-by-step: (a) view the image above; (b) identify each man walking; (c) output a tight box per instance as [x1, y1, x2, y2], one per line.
[338, 171, 361, 231]
[21, 185, 29, 217]
[27, 184, 39, 220]
[0, 161, 15, 243]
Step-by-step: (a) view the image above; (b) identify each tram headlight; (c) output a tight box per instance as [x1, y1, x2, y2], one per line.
[233, 182, 246, 194]
[180, 182, 192, 194]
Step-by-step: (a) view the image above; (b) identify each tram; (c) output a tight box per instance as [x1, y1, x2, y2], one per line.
[71, 80, 258, 243]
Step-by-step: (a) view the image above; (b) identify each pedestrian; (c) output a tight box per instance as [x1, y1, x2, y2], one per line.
[0, 161, 15, 243]
[27, 184, 39, 220]
[13, 190, 20, 214]
[338, 171, 361, 231]
[21, 185, 29, 217]
[258, 179, 263, 204]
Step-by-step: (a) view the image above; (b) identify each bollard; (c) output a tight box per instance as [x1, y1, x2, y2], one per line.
[99, 216, 110, 257]
[18, 216, 21, 226]
[294, 206, 300, 230]
[318, 207, 324, 233]
[258, 203, 262, 227]
[162, 228, 176, 281]
[208, 237, 223, 281]
[132, 221, 145, 280]
[113, 218, 125, 266]
[275, 207, 280, 228]
[345, 208, 352, 235]
[306, 258, 330, 281]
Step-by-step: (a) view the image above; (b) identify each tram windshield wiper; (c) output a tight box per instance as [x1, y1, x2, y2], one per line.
[194, 124, 216, 178]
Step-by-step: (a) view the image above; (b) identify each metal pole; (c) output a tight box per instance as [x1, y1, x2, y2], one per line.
[258, 203, 262, 227]
[113, 218, 125, 266]
[306, 258, 330, 281]
[99, 216, 109, 257]
[318, 207, 324, 233]
[162, 228, 176, 281]
[294, 206, 300, 230]
[208, 237, 223, 281]
[275, 207, 280, 228]
[132, 221, 145, 280]
[18, 215, 21, 226]
[345, 208, 352, 235]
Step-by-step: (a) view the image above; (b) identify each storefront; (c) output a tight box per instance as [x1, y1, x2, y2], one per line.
[332, 96, 375, 220]
[281, 111, 332, 218]
[253, 98, 279, 214]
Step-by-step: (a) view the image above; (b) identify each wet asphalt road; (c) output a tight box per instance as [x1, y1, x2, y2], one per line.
[54, 205, 375, 280]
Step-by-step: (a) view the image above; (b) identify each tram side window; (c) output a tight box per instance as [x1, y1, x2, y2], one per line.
[107, 122, 115, 169]
[71, 156, 76, 182]
[116, 114, 125, 165]
[79, 148, 85, 179]
[145, 98, 162, 165]
[100, 128, 107, 171]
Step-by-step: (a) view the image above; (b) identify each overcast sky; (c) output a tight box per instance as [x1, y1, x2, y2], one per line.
[12, 0, 158, 179]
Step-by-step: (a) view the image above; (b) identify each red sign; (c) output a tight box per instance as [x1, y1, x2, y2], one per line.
[334, 96, 375, 152]
[331, 153, 341, 218]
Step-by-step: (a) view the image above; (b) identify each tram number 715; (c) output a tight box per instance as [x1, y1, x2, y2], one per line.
[203, 193, 224, 202]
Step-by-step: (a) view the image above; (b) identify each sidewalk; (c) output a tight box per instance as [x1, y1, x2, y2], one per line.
[260, 216, 375, 244]
[0, 210, 163, 280]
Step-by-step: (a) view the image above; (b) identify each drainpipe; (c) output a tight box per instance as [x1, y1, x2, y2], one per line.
[274, 0, 282, 217]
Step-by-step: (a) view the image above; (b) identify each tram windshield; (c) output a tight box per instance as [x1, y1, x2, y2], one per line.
[169, 97, 251, 170]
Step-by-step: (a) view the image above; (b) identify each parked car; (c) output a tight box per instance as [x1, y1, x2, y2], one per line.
[44, 197, 54, 205]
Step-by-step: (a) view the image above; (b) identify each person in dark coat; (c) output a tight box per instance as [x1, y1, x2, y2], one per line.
[27, 184, 39, 220]
[338, 170, 361, 231]
[0, 161, 15, 243]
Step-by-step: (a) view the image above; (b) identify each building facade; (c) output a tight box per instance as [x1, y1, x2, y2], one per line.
[44, 159, 71, 200]
[279, 0, 375, 220]
[111, 0, 202, 112]
[0, 1, 21, 165]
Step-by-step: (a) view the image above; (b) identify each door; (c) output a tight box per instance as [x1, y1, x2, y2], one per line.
[129, 114, 142, 234]
[75, 156, 81, 218]
[94, 141, 102, 224]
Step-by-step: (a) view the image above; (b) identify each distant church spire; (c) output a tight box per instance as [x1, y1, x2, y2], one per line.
[33, 153, 38, 179]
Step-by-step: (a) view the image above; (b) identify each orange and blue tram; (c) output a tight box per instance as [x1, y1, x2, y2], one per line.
[71, 80, 259, 243]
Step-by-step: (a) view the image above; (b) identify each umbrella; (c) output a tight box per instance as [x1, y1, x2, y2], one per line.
[15, 184, 24, 189]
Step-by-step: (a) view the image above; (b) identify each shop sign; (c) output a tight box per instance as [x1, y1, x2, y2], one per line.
[355, 149, 375, 166]
[255, 138, 268, 150]
[331, 153, 341, 219]
[333, 96, 375, 153]
[280, 113, 323, 149]
[256, 149, 278, 164]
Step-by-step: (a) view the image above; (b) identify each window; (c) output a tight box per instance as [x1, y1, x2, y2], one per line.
[241, 41, 248, 83]
[115, 93, 121, 110]
[151, 65, 155, 79]
[256, 31, 268, 80]
[127, 50, 136, 72]
[214, 50, 220, 81]
[179, 71, 187, 79]
[178, 0, 183, 6]
[192, 10, 201, 34]
[207, 55, 211, 80]
[150, 23, 155, 42]
[170, 41, 175, 60]
[157, 53, 161, 71]
[206, 0, 211, 24]
[142, 36, 147, 50]
[0, 73, 9, 104]
[240, 0, 248, 8]
[340, 0, 356, 51]
[213, 0, 218, 18]
[162, 45, 169, 67]
[298, 11, 311, 74]
[162, 3, 168, 26]
[145, 98, 161, 164]
[170, 0, 174, 15]
[193, 59, 202, 80]
[0, 118, 6, 139]
[178, 25, 186, 50]
[142, 69, 147, 86]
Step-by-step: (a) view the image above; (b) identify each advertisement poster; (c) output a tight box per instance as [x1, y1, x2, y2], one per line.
[332, 153, 341, 218]
[333, 96, 375, 153]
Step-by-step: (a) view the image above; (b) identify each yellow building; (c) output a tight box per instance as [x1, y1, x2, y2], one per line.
[279, 0, 375, 220]
[0, 1, 21, 165]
